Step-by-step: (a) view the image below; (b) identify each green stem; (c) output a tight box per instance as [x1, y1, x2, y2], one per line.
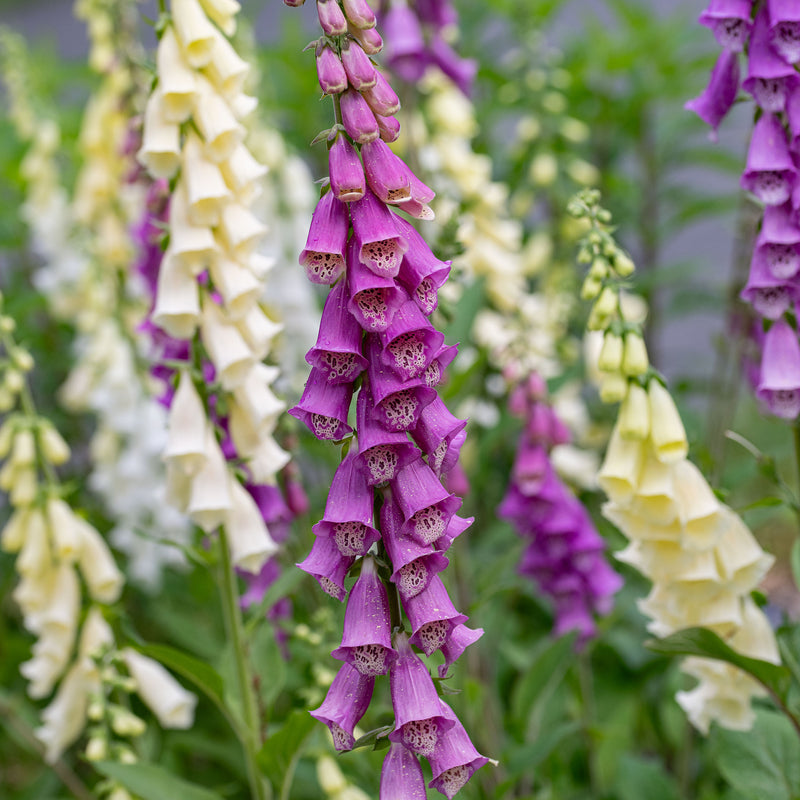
[794, 424, 800, 512]
[218, 527, 271, 800]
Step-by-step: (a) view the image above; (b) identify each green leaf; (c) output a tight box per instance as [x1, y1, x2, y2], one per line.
[645, 628, 791, 699]
[94, 761, 224, 800]
[350, 724, 394, 751]
[257, 711, 316, 797]
[712, 709, 800, 800]
[504, 720, 582, 776]
[249, 625, 287, 710]
[613, 754, 680, 800]
[244, 568, 305, 635]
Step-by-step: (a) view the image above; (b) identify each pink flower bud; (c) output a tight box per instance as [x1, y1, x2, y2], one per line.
[340, 87, 380, 143]
[342, 0, 376, 29]
[328, 134, 365, 202]
[316, 43, 347, 95]
[317, 0, 347, 35]
[341, 37, 377, 90]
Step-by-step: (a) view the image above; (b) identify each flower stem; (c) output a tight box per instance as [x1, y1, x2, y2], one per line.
[218, 527, 271, 800]
[577, 650, 600, 796]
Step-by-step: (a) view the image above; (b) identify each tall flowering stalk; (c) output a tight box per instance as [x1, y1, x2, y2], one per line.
[571, 188, 779, 733]
[283, 0, 487, 794]
[687, 1, 800, 420]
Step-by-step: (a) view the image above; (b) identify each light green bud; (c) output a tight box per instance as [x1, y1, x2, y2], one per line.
[622, 333, 649, 377]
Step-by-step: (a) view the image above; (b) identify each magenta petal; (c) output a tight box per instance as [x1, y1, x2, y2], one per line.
[316, 0, 347, 35]
[768, 0, 800, 63]
[310, 662, 374, 750]
[379, 300, 445, 380]
[741, 248, 800, 318]
[361, 138, 415, 205]
[403, 575, 468, 656]
[429, 35, 477, 97]
[435, 513, 473, 552]
[424, 343, 459, 388]
[316, 43, 348, 95]
[329, 134, 366, 203]
[755, 202, 800, 279]
[341, 37, 378, 90]
[288, 367, 354, 440]
[347, 241, 408, 332]
[699, 0, 754, 51]
[383, 4, 429, 83]
[362, 70, 401, 116]
[351, 189, 409, 277]
[741, 113, 796, 205]
[757, 318, 800, 418]
[299, 191, 349, 284]
[428, 701, 489, 799]
[388, 631, 454, 756]
[412, 396, 468, 476]
[438, 624, 483, 679]
[744, 7, 799, 112]
[297, 535, 354, 601]
[685, 49, 740, 139]
[306, 280, 368, 383]
[340, 86, 380, 144]
[331, 555, 397, 675]
[380, 743, 427, 800]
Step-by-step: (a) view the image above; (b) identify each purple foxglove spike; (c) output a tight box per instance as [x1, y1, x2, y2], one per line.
[299, 190, 350, 285]
[285, 476, 310, 516]
[341, 37, 378, 90]
[377, 113, 402, 143]
[394, 215, 452, 306]
[379, 300, 445, 381]
[316, 43, 348, 95]
[297, 534, 355, 601]
[380, 743, 427, 800]
[755, 202, 800, 280]
[361, 138, 414, 205]
[340, 86, 381, 144]
[412, 397, 467, 476]
[306, 280, 368, 383]
[312, 448, 381, 556]
[584, 557, 623, 611]
[393, 457, 462, 544]
[240, 557, 281, 609]
[788, 86, 800, 147]
[381, 495, 450, 599]
[288, 367, 354, 440]
[247, 484, 292, 543]
[435, 513, 473, 552]
[388, 631, 454, 756]
[351, 190, 409, 277]
[310, 661, 375, 750]
[430, 36, 478, 97]
[395, 197, 435, 221]
[740, 112, 796, 205]
[416, 0, 458, 27]
[684, 49, 740, 141]
[331, 555, 397, 675]
[403, 575, 468, 656]
[442, 457, 470, 497]
[741, 248, 800, 318]
[362, 70, 401, 116]
[317, 0, 348, 35]
[438, 624, 483, 679]
[428, 701, 489, 799]
[347, 243, 408, 332]
[329, 134, 366, 203]
[383, 3, 429, 83]
[744, 7, 799, 112]
[552, 594, 597, 642]
[698, 0, 754, 51]
[349, 23, 383, 56]
[757, 318, 800, 418]
[356, 380, 420, 484]
[342, 0, 377, 29]
[768, 0, 800, 63]
[424, 343, 458, 388]
[511, 442, 551, 495]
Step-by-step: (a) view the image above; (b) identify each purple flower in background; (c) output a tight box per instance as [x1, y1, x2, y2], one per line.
[757, 318, 800, 418]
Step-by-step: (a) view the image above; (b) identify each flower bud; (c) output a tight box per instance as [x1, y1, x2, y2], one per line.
[647, 379, 688, 463]
[599, 372, 629, 404]
[588, 257, 608, 281]
[328, 134, 365, 202]
[316, 43, 347, 95]
[621, 332, 649, 376]
[10, 428, 36, 467]
[11, 347, 33, 372]
[580, 275, 602, 301]
[85, 735, 108, 762]
[342, 0, 376, 29]
[349, 23, 383, 55]
[613, 250, 635, 276]
[317, 0, 348, 35]
[4, 369, 24, 394]
[110, 706, 147, 738]
[597, 332, 623, 373]
[39, 424, 70, 465]
[618, 382, 650, 440]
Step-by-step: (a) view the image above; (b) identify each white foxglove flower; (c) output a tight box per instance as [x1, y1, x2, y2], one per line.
[204, 23, 249, 95]
[218, 201, 267, 260]
[200, 300, 255, 390]
[187, 425, 232, 532]
[172, 0, 217, 68]
[225, 476, 278, 573]
[46, 497, 86, 561]
[208, 255, 262, 319]
[192, 75, 243, 163]
[243, 435, 290, 484]
[220, 144, 268, 201]
[76, 520, 124, 604]
[137, 90, 181, 179]
[235, 303, 283, 360]
[156, 27, 197, 123]
[183, 132, 230, 226]
[151, 247, 201, 339]
[122, 648, 197, 729]
[164, 370, 209, 476]
[169, 180, 218, 275]
[36, 661, 93, 762]
[232, 363, 285, 436]
[198, 0, 241, 36]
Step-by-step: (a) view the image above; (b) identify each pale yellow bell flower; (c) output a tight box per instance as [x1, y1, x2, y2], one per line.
[647, 379, 688, 463]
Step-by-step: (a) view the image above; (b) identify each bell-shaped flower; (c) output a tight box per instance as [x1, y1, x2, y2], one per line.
[312, 449, 381, 557]
[183, 132, 231, 226]
[347, 248, 408, 332]
[45, 498, 86, 562]
[412, 396, 467, 477]
[192, 75, 244, 162]
[351, 189, 409, 277]
[310, 661, 374, 750]
[329, 134, 365, 203]
[698, 0, 754, 51]
[379, 300, 444, 381]
[172, 0, 217, 67]
[331, 555, 397, 675]
[342, 0, 376, 28]
[757, 317, 800, 418]
[77, 521, 124, 603]
[340, 86, 380, 144]
[403, 575, 468, 656]
[289, 366, 354, 440]
[388, 631, 454, 756]
[164, 370, 208, 476]
[221, 143, 268, 202]
[377, 113, 401, 143]
[137, 90, 181, 179]
[597, 422, 645, 505]
[208, 255, 261, 319]
[755, 202, 800, 280]
[299, 190, 349, 284]
[341, 37, 377, 90]
[382, 2, 428, 83]
[151, 247, 201, 339]
[618, 381, 650, 440]
[156, 27, 197, 123]
[743, 7, 799, 112]
[205, 23, 250, 96]
[647, 379, 689, 463]
[316, 0, 347, 35]
[714, 508, 775, 593]
[235, 303, 283, 360]
[672, 461, 724, 549]
[225, 477, 279, 574]
[361, 138, 414, 205]
[186, 424, 232, 532]
[306, 279, 368, 383]
[740, 112, 796, 206]
[768, 0, 800, 64]
[122, 648, 197, 729]
[169, 181, 218, 275]
[218, 202, 267, 261]
[430, 35, 478, 97]
[380, 742, 427, 800]
[200, 299, 255, 390]
[685, 50, 740, 140]
[297, 534, 354, 601]
[438, 624, 484, 679]
[741, 247, 800, 318]
[231, 363, 285, 437]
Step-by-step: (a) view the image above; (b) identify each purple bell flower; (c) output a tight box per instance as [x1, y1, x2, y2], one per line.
[435, 512, 473, 552]
[755, 202, 800, 279]
[698, 0, 754, 52]
[381, 495, 450, 599]
[743, 7, 799, 112]
[380, 743, 427, 800]
[416, 0, 458, 28]
[340, 86, 380, 144]
[347, 251, 408, 333]
[377, 113, 402, 143]
[299, 190, 350, 284]
[351, 190, 409, 277]
[684, 49, 740, 141]
[246, 483, 292, 543]
[306, 279, 368, 383]
[361, 138, 414, 205]
[768, 0, 800, 64]
[310, 662, 375, 750]
[394, 215, 452, 315]
[411, 396, 467, 477]
[757, 318, 800, 418]
[393, 458, 462, 545]
[356, 381, 420, 484]
[379, 300, 445, 381]
[317, 0, 348, 36]
[350, 24, 384, 57]
[438, 624, 483, 679]
[740, 112, 796, 205]
[331, 555, 397, 675]
[403, 575, 468, 656]
[316, 42, 348, 95]
[312, 448, 381, 556]
[362, 70, 402, 116]
[382, 3, 429, 84]
[741, 247, 800, 318]
[429, 35, 478, 97]
[297, 534, 354, 601]
[388, 631, 454, 756]
[428, 701, 489, 799]
[329, 133, 366, 203]
[289, 367, 354, 440]
[423, 343, 459, 389]
[787, 85, 800, 148]
[342, 0, 377, 30]
[341, 36, 378, 90]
